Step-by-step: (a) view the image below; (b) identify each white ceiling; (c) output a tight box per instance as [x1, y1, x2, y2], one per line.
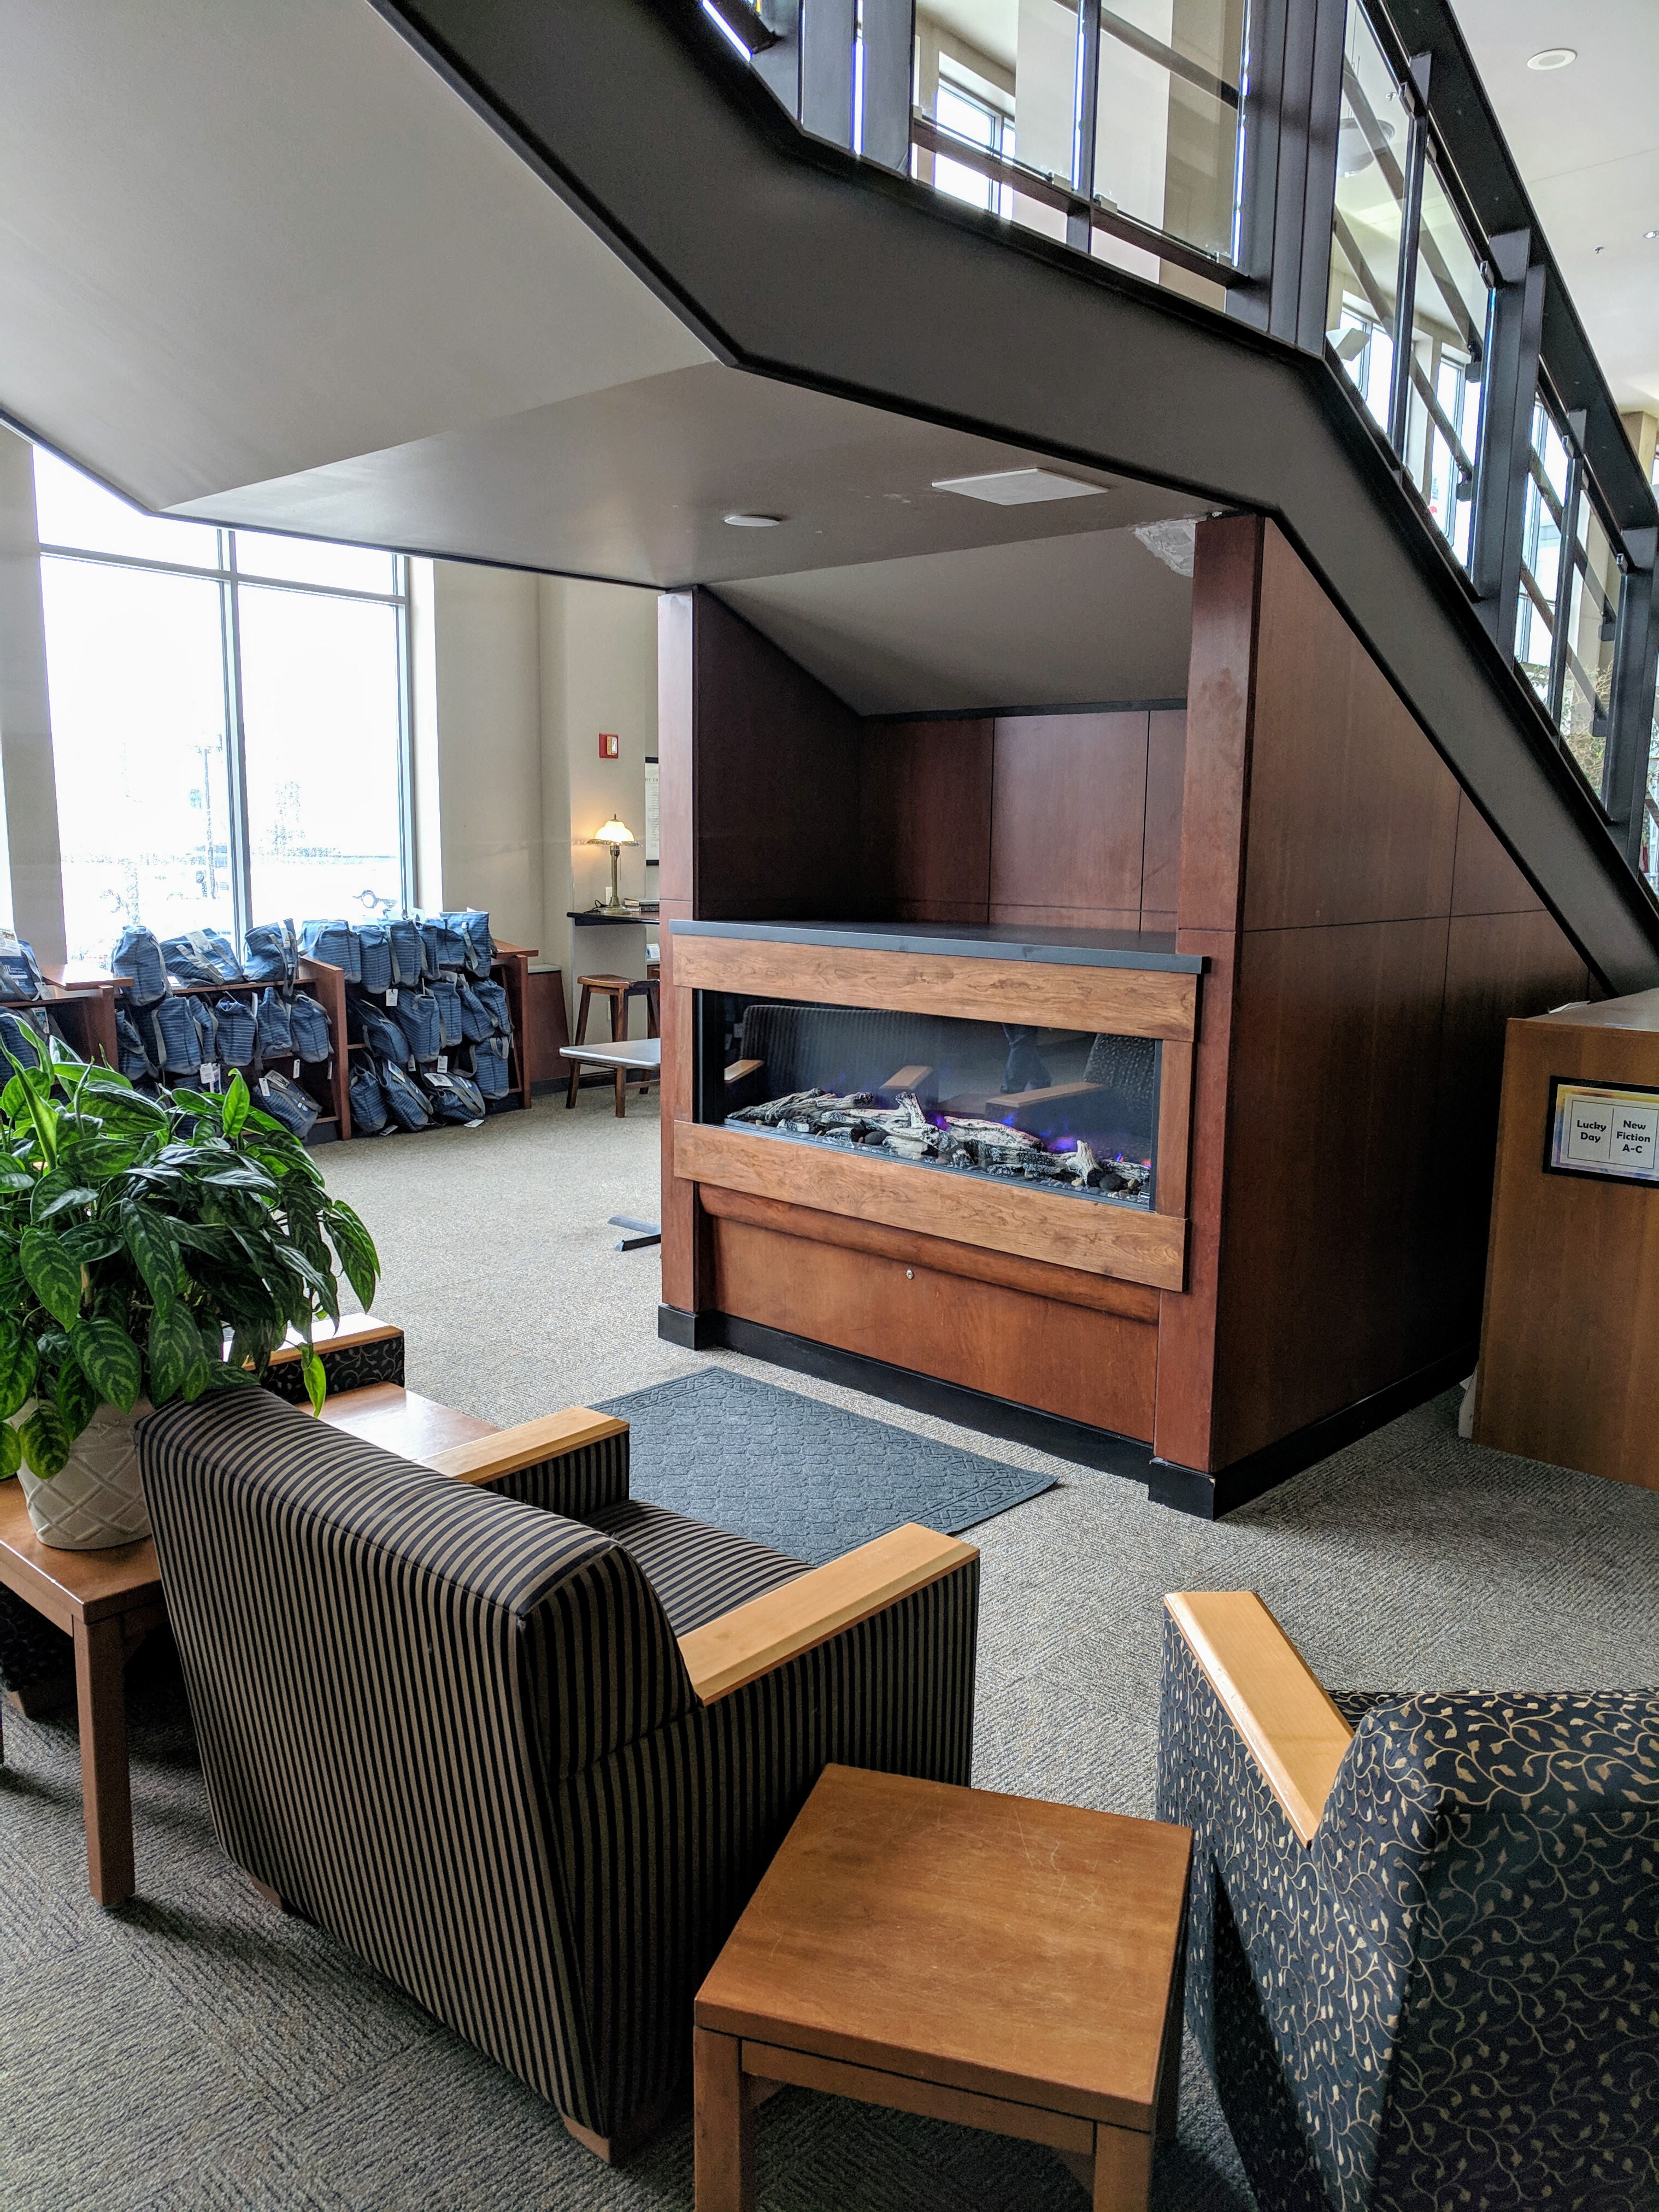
[717, 523, 1196, 713]
[1452, 2, 1659, 416]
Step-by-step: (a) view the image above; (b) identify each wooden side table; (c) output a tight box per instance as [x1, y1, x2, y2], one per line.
[0, 1346, 495, 1907]
[693, 1764, 1192, 2212]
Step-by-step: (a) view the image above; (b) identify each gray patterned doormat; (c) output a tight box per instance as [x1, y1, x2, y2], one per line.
[595, 1367, 1056, 1563]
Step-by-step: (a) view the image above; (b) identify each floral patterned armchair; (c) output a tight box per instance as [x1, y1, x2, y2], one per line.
[1156, 1591, 1657, 2212]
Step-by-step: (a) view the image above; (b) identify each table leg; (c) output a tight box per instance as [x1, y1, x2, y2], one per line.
[614, 1067, 626, 1117]
[693, 2027, 754, 2212]
[73, 1613, 134, 1906]
[1092, 2123, 1152, 2212]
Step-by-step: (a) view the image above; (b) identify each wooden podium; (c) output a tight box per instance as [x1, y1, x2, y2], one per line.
[1474, 989, 1659, 1488]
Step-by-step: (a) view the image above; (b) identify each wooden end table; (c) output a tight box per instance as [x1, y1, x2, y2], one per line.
[693, 1764, 1192, 2212]
[0, 1378, 493, 1907]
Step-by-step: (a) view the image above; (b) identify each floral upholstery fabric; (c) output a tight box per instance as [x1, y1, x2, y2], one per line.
[1156, 1617, 1658, 2212]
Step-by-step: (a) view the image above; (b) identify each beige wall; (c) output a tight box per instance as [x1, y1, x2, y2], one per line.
[412, 560, 658, 1016]
[0, 426, 66, 962]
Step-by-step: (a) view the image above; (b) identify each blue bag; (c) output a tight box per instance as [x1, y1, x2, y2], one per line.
[147, 995, 213, 1075]
[440, 909, 495, 978]
[469, 1033, 510, 1099]
[287, 993, 332, 1064]
[111, 926, 168, 1005]
[114, 1004, 156, 1080]
[419, 918, 467, 974]
[0, 1008, 45, 1069]
[299, 920, 361, 984]
[160, 929, 243, 986]
[387, 918, 426, 987]
[255, 989, 293, 1062]
[472, 979, 513, 1038]
[431, 975, 466, 1051]
[256, 1070, 320, 1140]
[346, 993, 409, 1064]
[0, 932, 46, 1003]
[454, 978, 493, 1045]
[243, 920, 300, 986]
[356, 922, 394, 995]
[393, 989, 441, 1064]
[376, 1057, 430, 1131]
[213, 995, 257, 1067]
[422, 1068, 486, 1123]
[348, 1060, 390, 1135]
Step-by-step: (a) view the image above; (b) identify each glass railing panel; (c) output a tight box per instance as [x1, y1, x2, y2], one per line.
[1327, 2, 1409, 435]
[1090, 0, 1246, 276]
[1402, 156, 1488, 567]
[1558, 491, 1621, 795]
[914, 3, 1068, 243]
[1515, 398, 1570, 706]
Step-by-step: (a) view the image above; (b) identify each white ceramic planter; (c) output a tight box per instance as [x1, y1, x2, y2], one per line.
[15, 1401, 152, 1550]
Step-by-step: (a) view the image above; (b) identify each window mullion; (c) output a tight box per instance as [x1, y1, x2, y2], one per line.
[221, 532, 256, 945]
[1386, 57, 1430, 458]
[1546, 443, 1582, 731]
[393, 559, 417, 914]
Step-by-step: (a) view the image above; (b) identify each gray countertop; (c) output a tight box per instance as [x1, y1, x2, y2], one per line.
[668, 917, 1205, 974]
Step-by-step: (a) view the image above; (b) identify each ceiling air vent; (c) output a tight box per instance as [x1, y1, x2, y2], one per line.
[930, 468, 1108, 506]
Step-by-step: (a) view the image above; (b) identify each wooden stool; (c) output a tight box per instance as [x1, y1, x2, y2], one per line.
[624, 977, 660, 1038]
[569, 973, 631, 1107]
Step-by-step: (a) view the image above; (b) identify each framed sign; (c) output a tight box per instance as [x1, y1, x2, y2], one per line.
[1545, 1078, 1659, 1187]
[644, 756, 659, 866]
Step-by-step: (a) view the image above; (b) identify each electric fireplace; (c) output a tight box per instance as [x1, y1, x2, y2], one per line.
[671, 920, 1202, 1297]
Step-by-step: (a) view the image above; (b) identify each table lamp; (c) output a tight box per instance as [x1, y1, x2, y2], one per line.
[592, 816, 637, 910]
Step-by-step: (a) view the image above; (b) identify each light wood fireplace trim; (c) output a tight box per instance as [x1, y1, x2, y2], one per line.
[676, 1122, 1188, 1290]
[671, 935, 1198, 1040]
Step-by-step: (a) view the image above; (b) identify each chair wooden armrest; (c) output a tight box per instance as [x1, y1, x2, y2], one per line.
[680, 1522, 977, 1704]
[426, 1409, 628, 1487]
[1164, 1591, 1353, 1845]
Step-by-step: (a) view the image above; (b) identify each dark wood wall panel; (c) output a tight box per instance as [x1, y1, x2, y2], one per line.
[1140, 708, 1187, 929]
[692, 590, 863, 919]
[1427, 908, 1589, 1342]
[989, 712, 1150, 915]
[711, 1217, 1160, 1440]
[859, 718, 992, 921]
[1211, 917, 1453, 1464]
[1451, 792, 1546, 916]
[1242, 528, 1461, 929]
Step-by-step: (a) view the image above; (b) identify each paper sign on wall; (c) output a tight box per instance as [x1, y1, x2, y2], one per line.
[1546, 1079, 1659, 1186]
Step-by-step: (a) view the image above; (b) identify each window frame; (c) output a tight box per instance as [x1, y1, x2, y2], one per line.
[36, 501, 415, 950]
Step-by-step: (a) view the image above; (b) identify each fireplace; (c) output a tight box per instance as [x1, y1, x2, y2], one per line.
[672, 920, 1201, 1298]
[711, 998, 1161, 1208]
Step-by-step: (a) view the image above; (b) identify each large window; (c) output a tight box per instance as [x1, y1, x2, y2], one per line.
[1514, 396, 1623, 799]
[34, 450, 411, 966]
[1327, 3, 1492, 571]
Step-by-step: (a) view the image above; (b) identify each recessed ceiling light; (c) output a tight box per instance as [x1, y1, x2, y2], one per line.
[1526, 46, 1576, 69]
[722, 512, 783, 527]
[931, 467, 1107, 506]
[1646, 230, 1659, 240]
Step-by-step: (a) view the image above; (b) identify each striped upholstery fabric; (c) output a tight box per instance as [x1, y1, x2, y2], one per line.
[583, 1498, 807, 1633]
[480, 1426, 630, 1521]
[139, 1389, 979, 2145]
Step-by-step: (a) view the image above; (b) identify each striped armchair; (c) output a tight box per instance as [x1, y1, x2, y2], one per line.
[1156, 1592, 1657, 2212]
[139, 1389, 979, 2161]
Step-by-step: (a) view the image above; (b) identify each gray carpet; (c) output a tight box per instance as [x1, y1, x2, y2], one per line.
[596, 1367, 1056, 1561]
[3, 1095, 1657, 2212]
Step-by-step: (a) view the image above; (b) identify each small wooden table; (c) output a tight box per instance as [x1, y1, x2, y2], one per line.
[561, 1036, 660, 1116]
[0, 1380, 494, 1907]
[693, 1764, 1192, 2212]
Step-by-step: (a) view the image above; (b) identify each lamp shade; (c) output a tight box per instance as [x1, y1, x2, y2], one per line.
[593, 817, 636, 846]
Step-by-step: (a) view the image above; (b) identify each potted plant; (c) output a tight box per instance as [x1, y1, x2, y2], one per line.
[0, 1048, 378, 1550]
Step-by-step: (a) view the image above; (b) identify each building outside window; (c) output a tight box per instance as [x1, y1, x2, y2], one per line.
[33, 448, 412, 966]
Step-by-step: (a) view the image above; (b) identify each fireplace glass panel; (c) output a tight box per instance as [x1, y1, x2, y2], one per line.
[704, 996, 1160, 1208]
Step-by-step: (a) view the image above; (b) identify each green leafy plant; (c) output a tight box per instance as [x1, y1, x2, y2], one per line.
[0, 1048, 379, 1480]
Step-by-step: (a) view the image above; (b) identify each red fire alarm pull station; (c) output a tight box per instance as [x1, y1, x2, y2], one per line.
[599, 732, 620, 758]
